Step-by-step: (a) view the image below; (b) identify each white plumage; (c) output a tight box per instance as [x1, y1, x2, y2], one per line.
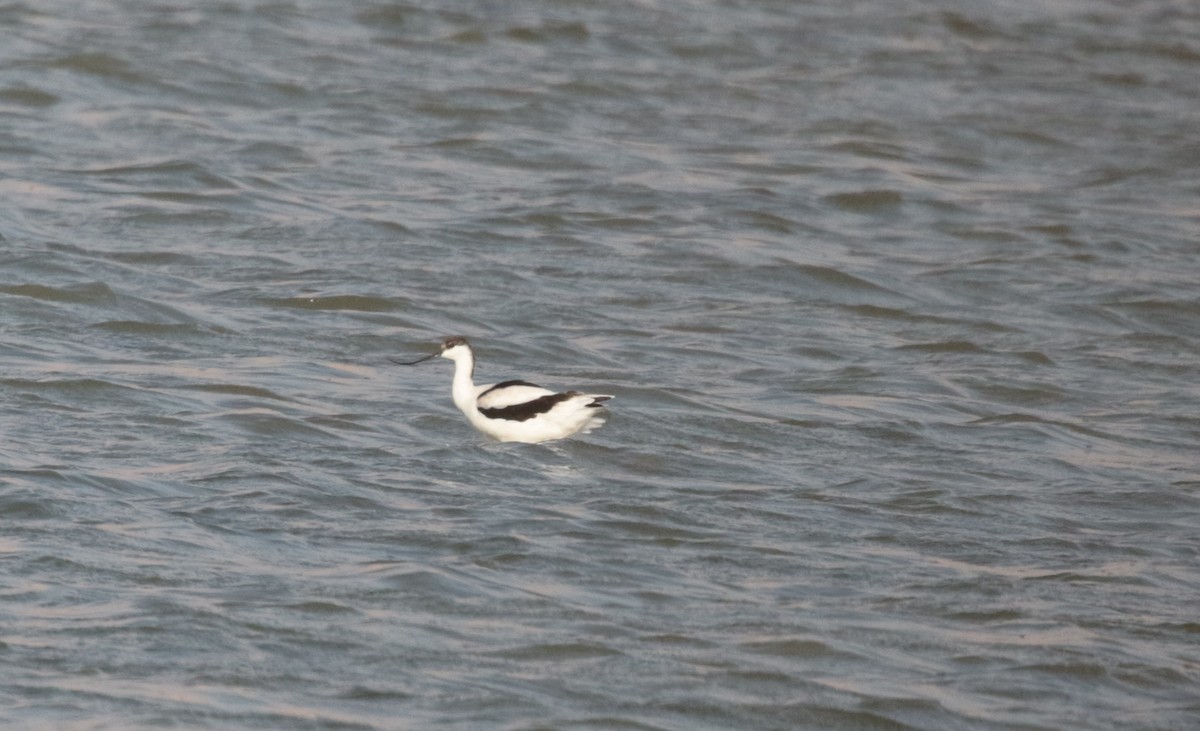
[395, 336, 612, 443]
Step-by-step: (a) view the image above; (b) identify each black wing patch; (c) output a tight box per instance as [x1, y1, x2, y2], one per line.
[478, 380, 543, 400]
[479, 392, 576, 422]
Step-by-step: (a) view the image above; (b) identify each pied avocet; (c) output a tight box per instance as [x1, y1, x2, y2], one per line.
[394, 336, 612, 443]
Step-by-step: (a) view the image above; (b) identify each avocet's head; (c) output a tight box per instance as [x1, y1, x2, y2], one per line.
[438, 336, 472, 362]
[393, 336, 472, 366]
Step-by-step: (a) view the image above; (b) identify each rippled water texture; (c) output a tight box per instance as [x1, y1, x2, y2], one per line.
[3, 1, 1199, 729]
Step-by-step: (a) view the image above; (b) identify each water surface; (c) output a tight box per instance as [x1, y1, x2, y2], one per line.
[2, 1, 1199, 729]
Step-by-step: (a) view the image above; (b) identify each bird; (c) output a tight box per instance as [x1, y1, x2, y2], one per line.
[393, 336, 612, 443]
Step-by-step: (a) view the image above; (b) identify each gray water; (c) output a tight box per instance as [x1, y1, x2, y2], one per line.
[2, 1, 1199, 729]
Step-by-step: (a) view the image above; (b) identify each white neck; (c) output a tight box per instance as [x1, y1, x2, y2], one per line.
[449, 349, 477, 414]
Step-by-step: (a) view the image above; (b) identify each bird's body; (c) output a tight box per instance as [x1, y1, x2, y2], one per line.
[396, 336, 612, 443]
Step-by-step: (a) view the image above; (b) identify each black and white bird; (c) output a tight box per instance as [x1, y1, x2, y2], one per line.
[394, 336, 612, 443]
